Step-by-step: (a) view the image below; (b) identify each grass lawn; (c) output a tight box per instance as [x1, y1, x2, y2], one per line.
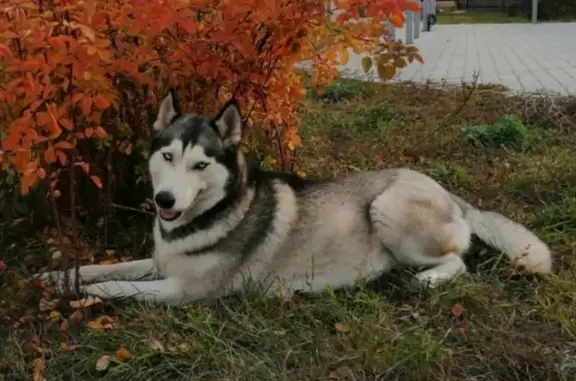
[1, 80, 576, 381]
[436, 11, 529, 24]
[436, 10, 576, 24]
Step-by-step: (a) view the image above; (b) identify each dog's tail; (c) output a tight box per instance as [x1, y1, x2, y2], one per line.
[450, 194, 552, 274]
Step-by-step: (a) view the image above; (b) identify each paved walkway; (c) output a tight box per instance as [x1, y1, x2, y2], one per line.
[339, 23, 576, 95]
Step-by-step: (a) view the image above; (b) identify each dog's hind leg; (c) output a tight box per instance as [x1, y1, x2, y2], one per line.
[35, 259, 158, 295]
[369, 186, 472, 288]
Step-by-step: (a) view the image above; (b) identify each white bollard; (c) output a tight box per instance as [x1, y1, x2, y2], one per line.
[406, 11, 414, 43]
[414, 1, 421, 39]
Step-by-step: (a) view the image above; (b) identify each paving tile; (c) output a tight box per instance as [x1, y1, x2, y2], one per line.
[338, 22, 576, 94]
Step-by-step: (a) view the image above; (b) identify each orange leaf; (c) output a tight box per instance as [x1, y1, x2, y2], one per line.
[44, 146, 56, 164]
[81, 97, 93, 116]
[85, 127, 94, 138]
[75, 161, 90, 174]
[55, 150, 68, 166]
[37, 168, 46, 179]
[20, 172, 37, 195]
[54, 141, 74, 150]
[116, 346, 132, 360]
[60, 119, 74, 131]
[93, 95, 111, 110]
[94, 126, 107, 138]
[60, 319, 70, 332]
[32, 358, 46, 381]
[90, 175, 103, 189]
[47, 111, 62, 140]
[334, 322, 349, 333]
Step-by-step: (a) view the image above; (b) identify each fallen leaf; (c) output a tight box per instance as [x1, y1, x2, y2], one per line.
[50, 248, 62, 261]
[60, 319, 70, 332]
[148, 337, 165, 353]
[87, 315, 119, 330]
[38, 298, 59, 312]
[116, 346, 132, 360]
[19, 315, 36, 324]
[60, 342, 77, 352]
[0, 260, 5, 271]
[69, 309, 84, 324]
[334, 322, 349, 333]
[97, 260, 116, 265]
[398, 155, 416, 164]
[32, 280, 44, 289]
[457, 326, 467, 337]
[95, 355, 112, 371]
[48, 310, 62, 322]
[69, 296, 103, 309]
[32, 358, 46, 381]
[450, 303, 464, 318]
[372, 154, 384, 166]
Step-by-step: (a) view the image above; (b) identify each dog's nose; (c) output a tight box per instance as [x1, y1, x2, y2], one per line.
[154, 191, 175, 209]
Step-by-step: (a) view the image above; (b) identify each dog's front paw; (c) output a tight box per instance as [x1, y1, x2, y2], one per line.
[33, 270, 78, 294]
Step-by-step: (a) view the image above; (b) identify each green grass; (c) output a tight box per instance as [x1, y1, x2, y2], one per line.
[436, 10, 576, 24]
[436, 11, 529, 24]
[2, 80, 576, 381]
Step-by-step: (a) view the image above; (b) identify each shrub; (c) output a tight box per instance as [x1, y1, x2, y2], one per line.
[0, 1, 422, 248]
[460, 114, 545, 151]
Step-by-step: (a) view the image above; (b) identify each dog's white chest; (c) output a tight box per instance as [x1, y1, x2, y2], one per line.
[152, 224, 225, 280]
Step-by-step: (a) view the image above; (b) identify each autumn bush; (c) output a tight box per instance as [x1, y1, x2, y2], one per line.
[0, 0, 421, 253]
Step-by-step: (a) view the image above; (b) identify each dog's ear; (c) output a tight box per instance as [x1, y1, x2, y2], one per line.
[213, 99, 242, 146]
[153, 89, 181, 132]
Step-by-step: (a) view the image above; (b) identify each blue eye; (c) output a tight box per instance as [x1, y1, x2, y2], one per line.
[162, 153, 173, 162]
[193, 162, 209, 170]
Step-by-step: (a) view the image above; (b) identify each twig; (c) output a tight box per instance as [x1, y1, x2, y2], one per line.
[110, 203, 155, 216]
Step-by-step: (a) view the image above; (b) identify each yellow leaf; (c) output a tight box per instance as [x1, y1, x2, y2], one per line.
[88, 315, 119, 330]
[95, 355, 112, 371]
[361, 56, 372, 73]
[69, 296, 103, 309]
[376, 62, 397, 80]
[339, 47, 349, 65]
[49, 310, 62, 322]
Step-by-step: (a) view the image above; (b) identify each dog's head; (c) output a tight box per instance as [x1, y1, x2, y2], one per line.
[149, 90, 245, 224]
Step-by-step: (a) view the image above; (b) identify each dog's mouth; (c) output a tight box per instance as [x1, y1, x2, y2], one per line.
[158, 209, 182, 222]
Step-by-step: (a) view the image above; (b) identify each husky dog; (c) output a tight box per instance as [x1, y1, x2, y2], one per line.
[36, 91, 553, 305]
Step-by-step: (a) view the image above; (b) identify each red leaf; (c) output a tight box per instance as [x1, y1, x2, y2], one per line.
[450, 303, 464, 318]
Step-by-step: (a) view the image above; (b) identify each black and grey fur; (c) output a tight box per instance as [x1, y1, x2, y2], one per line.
[36, 92, 553, 305]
